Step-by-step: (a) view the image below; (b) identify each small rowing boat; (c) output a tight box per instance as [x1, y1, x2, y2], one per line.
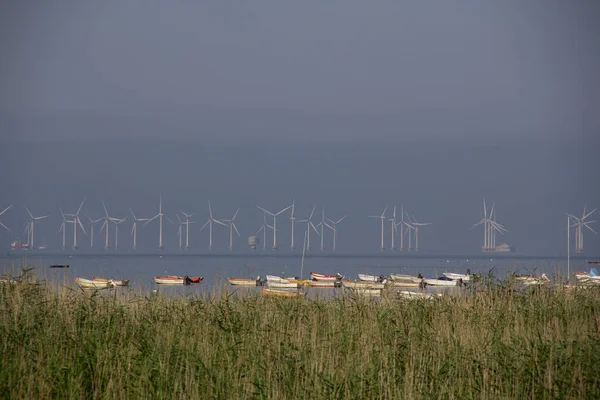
[92, 277, 129, 287]
[344, 287, 381, 296]
[389, 273, 422, 283]
[390, 281, 421, 288]
[153, 276, 203, 285]
[442, 271, 471, 282]
[309, 272, 342, 281]
[357, 273, 385, 282]
[422, 278, 458, 287]
[308, 280, 341, 288]
[342, 280, 386, 289]
[75, 277, 115, 290]
[397, 291, 441, 300]
[227, 277, 261, 286]
[261, 287, 305, 298]
[267, 281, 302, 289]
[50, 264, 69, 268]
[266, 275, 288, 282]
[515, 273, 550, 286]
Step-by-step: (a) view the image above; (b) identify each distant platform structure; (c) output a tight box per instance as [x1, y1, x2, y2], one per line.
[248, 236, 258, 250]
[482, 243, 515, 253]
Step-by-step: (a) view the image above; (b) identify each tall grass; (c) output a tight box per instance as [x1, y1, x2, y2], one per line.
[1, 272, 599, 399]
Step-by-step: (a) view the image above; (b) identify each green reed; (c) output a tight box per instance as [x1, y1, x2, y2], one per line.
[1, 271, 599, 399]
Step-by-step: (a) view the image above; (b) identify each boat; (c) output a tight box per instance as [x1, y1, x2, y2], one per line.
[10, 240, 29, 251]
[261, 287, 305, 298]
[390, 273, 422, 283]
[50, 264, 69, 268]
[92, 277, 130, 287]
[288, 278, 310, 286]
[342, 280, 386, 289]
[309, 272, 342, 281]
[442, 270, 471, 282]
[422, 278, 458, 287]
[390, 281, 421, 288]
[75, 277, 115, 290]
[267, 281, 302, 289]
[397, 291, 441, 300]
[514, 273, 550, 286]
[266, 275, 287, 282]
[308, 280, 341, 288]
[153, 276, 202, 285]
[575, 268, 600, 285]
[227, 277, 261, 286]
[357, 273, 385, 282]
[344, 288, 382, 296]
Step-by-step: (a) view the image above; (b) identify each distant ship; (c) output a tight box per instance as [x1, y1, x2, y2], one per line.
[10, 240, 30, 251]
[482, 243, 515, 253]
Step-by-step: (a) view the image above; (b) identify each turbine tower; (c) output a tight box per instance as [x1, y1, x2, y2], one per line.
[369, 205, 388, 251]
[256, 212, 274, 251]
[24, 207, 49, 249]
[290, 199, 296, 251]
[113, 217, 127, 249]
[407, 214, 432, 252]
[64, 199, 86, 249]
[85, 214, 103, 249]
[0, 205, 11, 234]
[200, 201, 226, 250]
[179, 211, 194, 249]
[130, 209, 150, 250]
[176, 214, 185, 250]
[472, 199, 506, 252]
[325, 214, 346, 251]
[256, 204, 292, 250]
[567, 206, 597, 252]
[389, 206, 400, 251]
[298, 205, 319, 251]
[145, 194, 167, 249]
[58, 207, 73, 250]
[222, 208, 240, 251]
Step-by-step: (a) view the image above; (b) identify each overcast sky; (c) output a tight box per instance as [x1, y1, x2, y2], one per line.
[0, 1, 598, 254]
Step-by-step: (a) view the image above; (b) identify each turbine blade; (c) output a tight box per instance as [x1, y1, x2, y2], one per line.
[256, 205, 274, 216]
[232, 208, 240, 221]
[233, 223, 240, 236]
[0, 221, 10, 232]
[24, 206, 33, 219]
[0, 204, 12, 216]
[309, 205, 316, 220]
[77, 198, 85, 215]
[199, 220, 210, 232]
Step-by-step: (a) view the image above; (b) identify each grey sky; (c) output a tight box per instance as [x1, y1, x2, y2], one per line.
[0, 1, 598, 254]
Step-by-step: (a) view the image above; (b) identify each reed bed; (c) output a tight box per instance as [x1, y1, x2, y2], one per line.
[1, 271, 599, 399]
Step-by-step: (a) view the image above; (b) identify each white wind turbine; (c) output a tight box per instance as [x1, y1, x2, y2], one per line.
[64, 199, 86, 249]
[176, 214, 185, 250]
[298, 205, 319, 251]
[85, 214, 103, 249]
[113, 217, 127, 250]
[256, 204, 292, 250]
[389, 206, 400, 251]
[256, 212, 275, 251]
[290, 199, 296, 251]
[318, 207, 328, 251]
[369, 205, 388, 251]
[58, 207, 73, 250]
[24, 207, 49, 249]
[325, 214, 346, 252]
[179, 211, 194, 250]
[567, 206, 597, 253]
[130, 209, 150, 250]
[471, 199, 506, 252]
[222, 208, 240, 251]
[145, 194, 168, 249]
[406, 214, 432, 252]
[0, 204, 11, 234]
[200, 201, 226, 250]
[99, 202, 124, 249]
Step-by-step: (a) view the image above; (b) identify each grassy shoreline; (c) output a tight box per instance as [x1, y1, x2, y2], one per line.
[1, 271, 599, 399]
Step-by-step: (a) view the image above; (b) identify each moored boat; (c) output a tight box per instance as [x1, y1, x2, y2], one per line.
[390, 281, 421, 288]
[422, 278, 458, 287]
[308, 280, 341, 288]
[261, 287, 305, 298]
[267, 281, 302, 289]
[309, 272, 342, 281]
[390, 273, 422, 283]
[344, 287, 382, 296]
[342, 280, 386, 289]
[50, 264, 69, 268]
[357, 273, 385, 282]
[92, 277, 130, 287]
[153, 276, 202, 285]
[515, 273, 550, 286]
[266, 275, 287, 282]
[76, 277, 115, 289]
[442, 271, 471, 282]
[397, 291, 441, 300]
[227, 277, 261, 286]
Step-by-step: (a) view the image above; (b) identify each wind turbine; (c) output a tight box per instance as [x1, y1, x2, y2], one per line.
[179, 210, 194, 249]
[256, 212, 274, 251]
[200, 201, 226, 250]
[58, 207, 73, 250]
[318, 207, 328, 251]
[85, 214, 103, 249]
[298, 205, 319, 251]
[290, 199, 296, 251]
[472, 199, 506, 252]
[369, 205, 388, 251]
[24, 207, 49, 249]
[222, 208, 240, 251]
[407, 214, 432, 252]
[130, 209, 150, 250]
[176, 214, 185, 250]
[389, 206, 400, 251]
[145, 194, 168, 249]
[325, 214, 346, 251]
[256, 204, 292, 250]
[113, 217, 127, 249]
[64, 199, 86, 249]
[0, 205, 11, 236]
[567, 206, 597, 252]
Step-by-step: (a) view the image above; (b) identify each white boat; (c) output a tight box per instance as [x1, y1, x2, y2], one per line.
[309, 272, 342, 281]
[390, 281, 421, 288]
[266, 275, 288, 282]
[227, 277, 260, 286]
[308, 281, 340, 288]
[515, 273, 550, 286]
[398, 291, 441, 300]
[92, 277, 129, 287]
[422, 278, 458, 287]
[75, 277, 115, 290]
[442, 272, 471, 282]
[357, 273, 384, 282]
[342, 280, 386, 289]
[267, 281, 302, 289]
[345, 288, 381, 296]
[390, 273, 422, 283]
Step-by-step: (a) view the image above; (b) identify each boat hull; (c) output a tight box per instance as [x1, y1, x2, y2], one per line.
[267, 281, 302, 289]
[390, 274, 421, 283]
[422, 278, 458, 287]
[261, 287, 305, 298]
[357, 273, 382, 282]
[92, 277, 129, 287]
[390, 281, 421, 288]
[76, 278, 114, 289]
[309, 272, 340, 281]
[227, 278, 259, 286]
[308, 281, 340, 288]
[344, 288, 381, 296]
[442, 272, 471, 281]
[343, 280, 386, 289]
